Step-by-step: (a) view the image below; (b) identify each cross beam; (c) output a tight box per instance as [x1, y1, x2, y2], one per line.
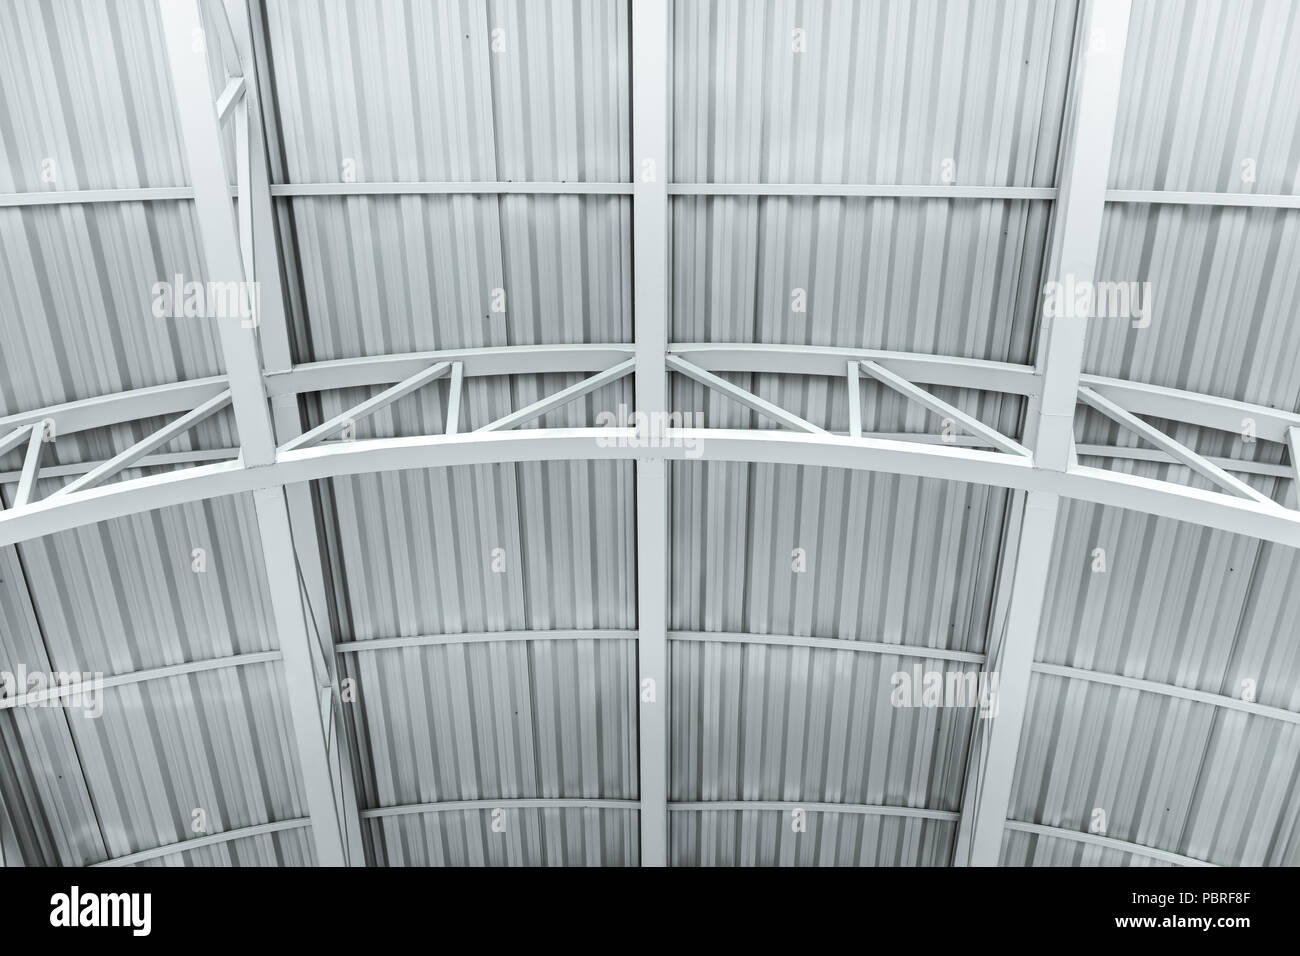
[958, 0, 1134, 866]
[632, 0, 670, 868]
[160, 0, 356, 867]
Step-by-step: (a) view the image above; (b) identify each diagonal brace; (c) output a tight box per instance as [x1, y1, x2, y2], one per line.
[667, 354, 825, 434]
[478, 359, 635, 432]
[51, 390, 233, 498]
[0, 425, 37, 460]
[12, 423, 50, 508]
[858, 359, 1029, 456]
[1079, 386, 1274, 505]
[281, 362, 452, 452]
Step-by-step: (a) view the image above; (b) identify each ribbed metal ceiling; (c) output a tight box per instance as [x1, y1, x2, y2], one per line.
[1, 0, 1299, 869]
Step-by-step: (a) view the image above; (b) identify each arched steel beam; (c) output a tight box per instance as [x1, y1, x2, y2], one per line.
[1003, 820, 1216, 867]
[8, 345, 1298, 447]
[1, 426, 1296, 549]
[92, 818, 311, 868]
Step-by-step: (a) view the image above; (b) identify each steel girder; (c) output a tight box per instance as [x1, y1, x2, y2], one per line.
[2, 419, 1297, 549]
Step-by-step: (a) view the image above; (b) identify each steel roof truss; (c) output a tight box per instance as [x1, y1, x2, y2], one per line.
[1078, 385, 1275, 505]
[50, 390, 233, 499]
[857, 359, 1029, 456]
[279, 362, 453, 452]
[477, 358, 635, 433]
[666, 354, 826, 434]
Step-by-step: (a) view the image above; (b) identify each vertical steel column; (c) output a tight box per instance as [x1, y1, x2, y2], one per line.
[251, 487, 347, 866]
[959, 0, 1132, 865]
[158, 0, 276, 466]
[161, 0, 349, 866]
[224, 0, 366, 865]
[632, 0, 669, 867]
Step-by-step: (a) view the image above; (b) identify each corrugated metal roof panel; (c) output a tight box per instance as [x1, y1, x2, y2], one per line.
[318, 461, 635, 640]
[670, 462, 1011, 655]
[319, 460, 638, 864]
[346, 640, 637, 807]
[262, 0, 629, 184]
[366, 807, 638, 865]
[670, 641, 975, 809]
[11, 492, 277, 675]
[670, 809, 955, 866]
[1000, 829, 1174, 867]
[1109, 0, 1300, 194]
[671, 197, 1050, 363]
[0, 495, 302, 866]
[131, 826, 316, 867]
[0, 542, 105, 866]
[0, 202, 224, 412]
[1009, 673, 1300, 865]
[1223, 543, 1300, 713]
[672, 0, 1076, 186]
[1186, 711, 1300, 866]
[0, 0, 188, 192]
[66, 661, 307, 861]
[0, 703, 104, 866]
[276, 195, 632, 364]
[1036, 495, 1263, 693]
[1009, 675, 1216, 855]
[1037, 465, 1297, 705]
[1084, 204, 1300, 409]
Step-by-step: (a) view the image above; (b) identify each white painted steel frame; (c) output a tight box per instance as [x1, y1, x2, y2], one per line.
[92, 818, 312, 868]
[159, 0, 276, 467]
[84, 799, 1207, 868]
[20, 343, 1300, 450]
[280, 362, 452, 451]
[9, 185, 1300, 209]
[250, 487, 346, 866]
[5, 0, 1293, 871]
[13, 344, 1300, 448]
[227, 0, 367, 866]
[24, 614, 1294, 869]
[667, 802, 959, 823]
[0, 650, 280, 711]
[631, 0, 670, 869]
[158, 0, 359, 869]
[361, 799, 641, 819]
[856, 360, 1028, 456]
[961, 0, 1134, 867]
[49, 391, 232, 499]
[668, 354, 827, 433]
[4, 426, 1297, 548]
[1078, 386, 1272, 503]
[478, 359, 635, 432]
[1003, 820, 1216, 867]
